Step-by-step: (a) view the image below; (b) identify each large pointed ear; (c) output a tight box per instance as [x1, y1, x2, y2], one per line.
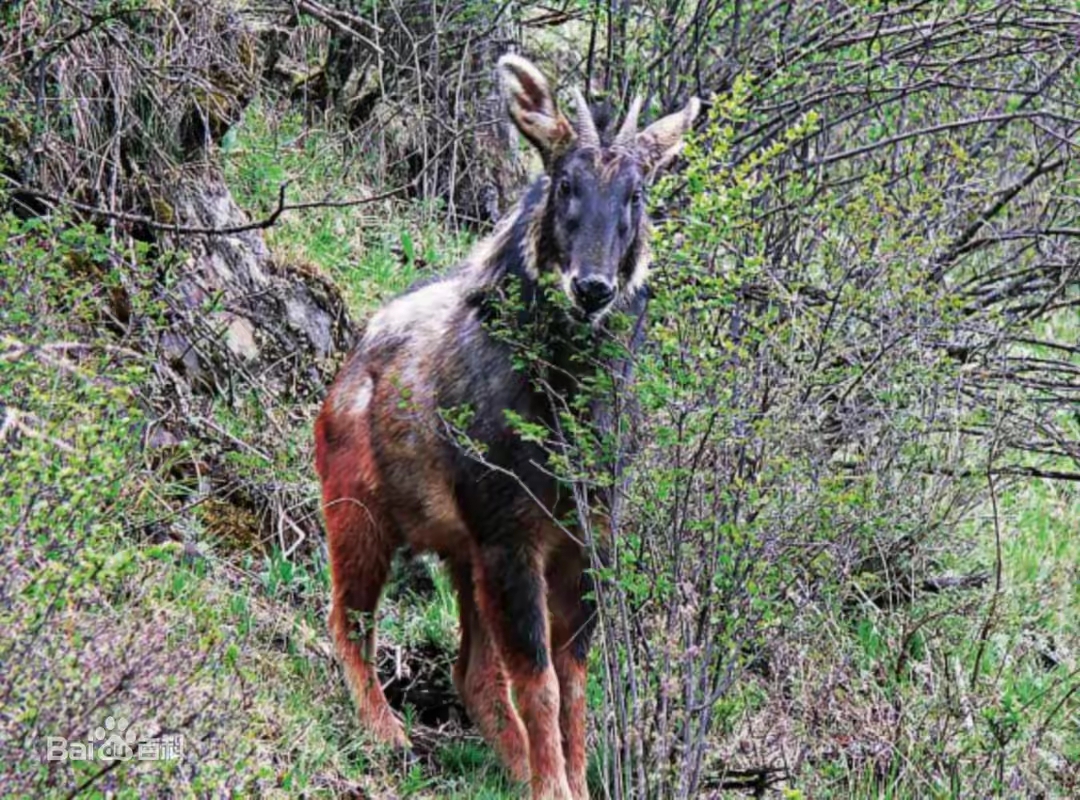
[498, 54, 575, 163]
[636, 97, 701, 180]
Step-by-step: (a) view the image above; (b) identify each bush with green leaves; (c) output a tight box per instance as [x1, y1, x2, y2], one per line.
[577, 55, 1078, 800]
[478, 69, 1077, 797]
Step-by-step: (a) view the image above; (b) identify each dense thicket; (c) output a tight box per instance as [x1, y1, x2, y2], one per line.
[1, 1, 1076, 798]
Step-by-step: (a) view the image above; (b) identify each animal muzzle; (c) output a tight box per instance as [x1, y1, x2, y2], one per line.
[571, 275, 615, 315]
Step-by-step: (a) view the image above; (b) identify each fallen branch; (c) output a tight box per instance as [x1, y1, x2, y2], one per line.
[6, 179, 416, 237]
[294, 0, 383, 54]
[921, 572, 990, 594]
[913, 465, 1080, 483]
[0, 405, 76, 454]
[699, 764, 788, 795]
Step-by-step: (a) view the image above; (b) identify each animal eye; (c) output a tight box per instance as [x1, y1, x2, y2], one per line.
[558, 177, 572, 198]
[630, 188, 644, 206]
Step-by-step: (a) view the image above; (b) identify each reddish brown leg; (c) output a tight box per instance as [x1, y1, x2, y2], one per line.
[317, 413, 406, 748]
[553, 651, 588, 800]
[449, 559, 529, 783]
[474, 544, 571, 800]
[549, 549, 593, 800]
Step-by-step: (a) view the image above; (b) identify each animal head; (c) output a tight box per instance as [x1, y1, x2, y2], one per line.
[498, 54, 700, 323]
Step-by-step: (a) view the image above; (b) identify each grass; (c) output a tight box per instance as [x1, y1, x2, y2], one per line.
[715, 477, 1079, 799]
[221, 98, 472, 315]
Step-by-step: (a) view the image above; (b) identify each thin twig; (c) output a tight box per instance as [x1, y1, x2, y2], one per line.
[7, 179, 416, 236]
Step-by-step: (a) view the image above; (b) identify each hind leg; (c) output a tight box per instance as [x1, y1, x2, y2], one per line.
[325, 494, 406, 747]
[450, 559, 529, 783]
[317, 407, 406, 748]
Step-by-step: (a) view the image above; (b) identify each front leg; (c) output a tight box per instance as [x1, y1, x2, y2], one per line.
[548, 547, 595, 800]
[473, 542, 572, 800]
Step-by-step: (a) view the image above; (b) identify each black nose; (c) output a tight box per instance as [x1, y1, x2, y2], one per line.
[571, 276, 615, 313]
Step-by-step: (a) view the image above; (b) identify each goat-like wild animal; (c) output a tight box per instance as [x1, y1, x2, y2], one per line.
[315, 55, 698, 800]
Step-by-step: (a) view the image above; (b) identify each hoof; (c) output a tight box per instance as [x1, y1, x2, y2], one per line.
[392, 744, 421, 771]
[531, 775, 573, 800]
[504, 755, 529, 785]
[363, 710, 410, 751]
